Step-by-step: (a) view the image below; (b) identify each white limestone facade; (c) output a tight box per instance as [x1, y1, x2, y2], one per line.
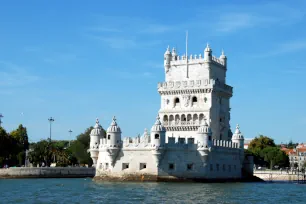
[90, 44, 248, 181]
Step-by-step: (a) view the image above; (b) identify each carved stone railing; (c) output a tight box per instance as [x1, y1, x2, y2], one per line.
[163, 120, 201, 127]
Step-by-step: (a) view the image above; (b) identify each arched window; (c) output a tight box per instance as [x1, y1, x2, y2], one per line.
[155, 134, 160, 139]
[174, 98, 180, 107]
[192, 96, 197, 103]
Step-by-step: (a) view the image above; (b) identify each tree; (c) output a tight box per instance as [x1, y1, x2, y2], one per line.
[10, 124, 29, 166]
[68, 127, 95, 166]
[248, 135, 289, 169]
[248, 135, 276, 155]
[28, 140, 53, 167]
[261, 147, 289, 168]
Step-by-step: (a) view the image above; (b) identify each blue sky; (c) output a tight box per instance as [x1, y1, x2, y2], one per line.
[0, 0, 305, 144]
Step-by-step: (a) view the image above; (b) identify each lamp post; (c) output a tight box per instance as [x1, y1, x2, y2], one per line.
[48, 117, 55, 142]
[0, 113, 3, 128]
[68, 129, 72, 147]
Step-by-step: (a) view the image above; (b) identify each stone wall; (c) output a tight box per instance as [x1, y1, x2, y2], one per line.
[254, 170, 306, 182]
[0, 167, 95, 178]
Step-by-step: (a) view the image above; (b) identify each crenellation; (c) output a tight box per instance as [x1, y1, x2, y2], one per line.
[91, 43, 246, 181]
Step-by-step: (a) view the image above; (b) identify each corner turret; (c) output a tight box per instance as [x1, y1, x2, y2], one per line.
[220, 49, 227, 67]
[204, 43, 212, 62]
[150, 115, 166, 147]
[150, 115, 166, 167]
[89, 118, 105, 167]
[231, 124, 244, 149]
[197, 118, 212, 148]
[105, 116, 121, 166]
[164, 46, 172, 73]
[171, 47, 177, 60]
[197, 118, 212, 163]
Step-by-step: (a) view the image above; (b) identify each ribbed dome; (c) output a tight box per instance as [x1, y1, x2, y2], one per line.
[197, 118, 212, 134]
[164, 46, 171, 55]
[107, 116, 121, 133]
[90, 118, 104, 136]
[220, 49, 227, 59]
[205, 43, 212, 52]
[151, 115, 166, 132]
[171, 47, 177, 56]
[232, 124, 244, 139]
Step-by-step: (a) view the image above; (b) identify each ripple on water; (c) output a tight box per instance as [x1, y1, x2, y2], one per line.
[1, 179, 306, 204]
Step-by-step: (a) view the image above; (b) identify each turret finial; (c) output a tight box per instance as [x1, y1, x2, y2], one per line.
[222, 49, 224, 55]
[113, 116, 116, 122]
[206, 42, 210, 48]
[167, 45, 170, 51]
[96, 118, 99, 124]
[235, 124, 241, 134]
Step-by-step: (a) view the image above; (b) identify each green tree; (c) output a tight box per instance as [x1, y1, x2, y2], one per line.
[68, 127, 94, 166]
[28, 140, 53, 167]
[248, 135, 289, 169]
[261, 147, 289, 168]
[10, 124, 29, 166]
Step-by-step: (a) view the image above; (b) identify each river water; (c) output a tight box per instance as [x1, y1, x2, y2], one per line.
[0, 179, 305, 203]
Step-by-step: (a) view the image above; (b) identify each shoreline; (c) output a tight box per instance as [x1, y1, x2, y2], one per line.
[0, 167, 95, 179]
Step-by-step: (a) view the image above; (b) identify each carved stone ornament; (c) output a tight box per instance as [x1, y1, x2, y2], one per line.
[196, 80, 201, 87]
[183, 81, 187, 87]
[190, 80, 194, 87]
[183, 95, 191, 107]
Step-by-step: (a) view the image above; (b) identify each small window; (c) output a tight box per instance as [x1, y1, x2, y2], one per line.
[122, 163, 129, 170]
[219, 118, 222, 122]
[108, 135, 111, 140]
[216, 164, 219, 171]
[140, 163, 147, 170]
[105, 163, 109, 170]
[192, 96, 197, 103]
[174, 98, 180, 106]
[169, 163, 175, 170]
[210, 164, 213, 171]
[209, 136, 212, 141]
[103, 135, 106, 139]
[178, 138, 185, 144]
[155, 134, 160, 139]
[187, 163, 194, 171]
[187, 138, 194, 144]
[220, 134, 222, 140]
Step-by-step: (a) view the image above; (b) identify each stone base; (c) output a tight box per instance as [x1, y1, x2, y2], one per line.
[93, 174, 263, 183]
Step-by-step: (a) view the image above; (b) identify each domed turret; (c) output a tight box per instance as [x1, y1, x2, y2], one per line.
[219, 49, 227, 67]
[231, 124, 244, 149]
[164, 46, 172, 72]
[197, 118, 212, 148]
[197, 118, 212, 164]
[204, 43, 212, 62]
[150, 115, 166, 147]
[171, 47, 177, 60]
[89, 118, 105, 167]
[150, 115, 166, 167]
[106, 116, 121, 147]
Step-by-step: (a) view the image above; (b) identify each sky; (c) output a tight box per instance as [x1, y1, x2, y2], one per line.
[0, 0, 305, 144]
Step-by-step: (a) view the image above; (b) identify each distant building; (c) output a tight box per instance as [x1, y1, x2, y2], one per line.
[282, 143, 306, 168]
[244, 138, 254, 149]
[89, 44, 252, 181]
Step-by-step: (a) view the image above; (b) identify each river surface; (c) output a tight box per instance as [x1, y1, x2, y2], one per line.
[0, 179, 305, 203]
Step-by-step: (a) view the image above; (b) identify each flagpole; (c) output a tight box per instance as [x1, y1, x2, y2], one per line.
[186, 30, 189, 78]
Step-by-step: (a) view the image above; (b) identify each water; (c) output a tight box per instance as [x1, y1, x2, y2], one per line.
[0, 179, 305, 204]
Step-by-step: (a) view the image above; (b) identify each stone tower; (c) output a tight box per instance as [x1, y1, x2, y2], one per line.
[158, 44, 233, 142]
